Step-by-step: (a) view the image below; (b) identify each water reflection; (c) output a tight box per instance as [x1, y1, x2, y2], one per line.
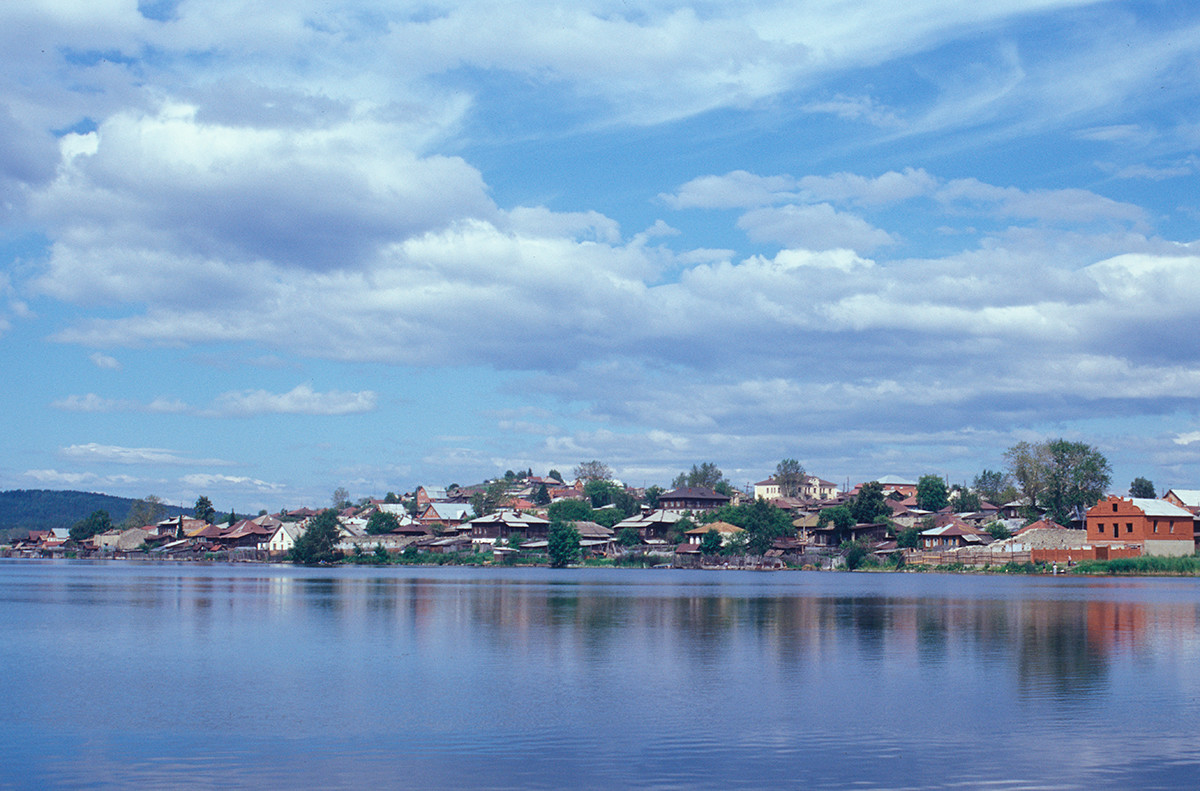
[3, 563, 1200, 790]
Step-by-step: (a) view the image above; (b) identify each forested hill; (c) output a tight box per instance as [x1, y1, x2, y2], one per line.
[0, 489, 189, 535]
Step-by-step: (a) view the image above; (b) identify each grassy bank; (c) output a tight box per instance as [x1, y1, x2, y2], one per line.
[1070, 555, 1200, 575]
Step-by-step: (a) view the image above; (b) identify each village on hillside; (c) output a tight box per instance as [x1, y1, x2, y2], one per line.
[8, 448, 1200, 570]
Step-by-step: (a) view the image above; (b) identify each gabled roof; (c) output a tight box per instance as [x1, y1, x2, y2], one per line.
[468, 509, 550, 528]
[660, 486, 730, 502]
[1165, 489, 1200, 508]
[685, 521, 744, 535]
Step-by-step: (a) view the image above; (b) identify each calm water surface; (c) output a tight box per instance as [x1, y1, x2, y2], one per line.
[2, 561, 1199, 790]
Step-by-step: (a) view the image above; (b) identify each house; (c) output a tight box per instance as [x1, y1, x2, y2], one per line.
[266, 523, 306, 555]
[753, 476, 839, 501]
[418, 502, 474, 530]
[684, 521, 745, 546]
[657, 486, 730, 512]
[1086, 496, 1194, 556]
[1163, 489, 1200, 513]
[468, 510, 551, 543]
[804, 521, 889, 548]
[415, 486, 449, 508]
[920, 518, 990, 550]
[613, 509, 690, 542]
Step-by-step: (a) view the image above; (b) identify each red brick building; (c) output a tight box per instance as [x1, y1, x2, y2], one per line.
[1086, 496, 1194, 557]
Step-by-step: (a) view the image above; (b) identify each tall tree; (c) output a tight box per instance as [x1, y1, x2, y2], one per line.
[1129, 477, 1156, 499]
[573, 460, 612, 482]
[124, 495, 166, 529]
[533, 483, 551, 506]
[1004, 439, 1112, 525]
[673, 462, 730, 492]
[331, 487, 350, 509]
[547, 499, 593, 522]
[193, 495, 215, 524]
[916, 475, 949, 512]
[774, 458, 806, 498]
[972, 469, 1009, 504]
[850, 482, 890, 525]
[547, 469, 563, 483]
[547, 521, 581, 567]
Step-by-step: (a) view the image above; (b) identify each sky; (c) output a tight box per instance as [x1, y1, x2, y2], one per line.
[2, 0, 1200, 513]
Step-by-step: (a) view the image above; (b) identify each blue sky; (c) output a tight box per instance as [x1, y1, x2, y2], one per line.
[2, 0, 1199, 512]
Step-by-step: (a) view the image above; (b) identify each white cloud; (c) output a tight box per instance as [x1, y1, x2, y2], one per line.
[208, 384, 378, 417]
[60, 443, 234, 466]
[180, 473, 284, 492]
[88, 351, 122, 370]
[737, 203, 896, 252]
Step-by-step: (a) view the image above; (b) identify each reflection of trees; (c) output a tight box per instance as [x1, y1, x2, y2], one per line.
[1015, 601, 1108, 698]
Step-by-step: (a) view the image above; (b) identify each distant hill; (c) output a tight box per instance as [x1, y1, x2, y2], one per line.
[0, 489, 190, 537]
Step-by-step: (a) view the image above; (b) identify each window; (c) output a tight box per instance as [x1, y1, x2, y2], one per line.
[1112, 502, 1118, 512]
[1098, 523, 1105, 534]
[1128, 523, 1133, 534]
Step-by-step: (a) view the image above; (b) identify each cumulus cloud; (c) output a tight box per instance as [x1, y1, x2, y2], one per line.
[737, 203, 896, 252]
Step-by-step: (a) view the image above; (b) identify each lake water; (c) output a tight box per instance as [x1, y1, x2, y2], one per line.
[2, 561, 1199, 790]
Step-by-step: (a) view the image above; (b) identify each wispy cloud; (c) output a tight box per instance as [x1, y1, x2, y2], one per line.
[60, 443, 234, 467]
[52, 385, 376, 417]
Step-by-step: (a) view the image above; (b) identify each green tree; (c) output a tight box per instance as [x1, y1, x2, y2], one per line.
[573, 460, 612, 482]
[850, 482, 890, 524]
[373, 543, 390, 563]
[533, 483, 551, 506]
[643, 485, 664, 509]
[547, 469, 563, 483]
[1129, 477, 1156, 499]
[384, 491, 400, 504]
[985, 522, 1011, 540]
[471, 480, 509, 517]
[366, 510, 400, 535]
[699, 528, 723, 555]
[69, 509, 112, 542]
[972, 469, 1009, 504]
[193, 495, 215, 524]
[951, 485, 981, 513]
[672, 462, 730, 492]
[547, 520, 581, 567]
[896, 526, 922, 549]
[548, 499, 593, 522]
[818, 505, 856, 545]
[916, 475, 949, 512]
[774, 458, 806, 498]
[584, 479, 621, 508]
[1006, 439, 1112, 525]
[290, 510, 342, 564]
[841, 539, 869, 571]
[670, 516, 696, 545]
[226, 509, 237, 526]
[618, 526, 641, 547]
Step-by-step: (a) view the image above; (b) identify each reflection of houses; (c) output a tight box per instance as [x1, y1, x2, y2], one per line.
[920, 518, 990, 550]
[1086, 496, 1194, 556]
[657, 487, 730, 512]
[468, 510, 551, 543]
